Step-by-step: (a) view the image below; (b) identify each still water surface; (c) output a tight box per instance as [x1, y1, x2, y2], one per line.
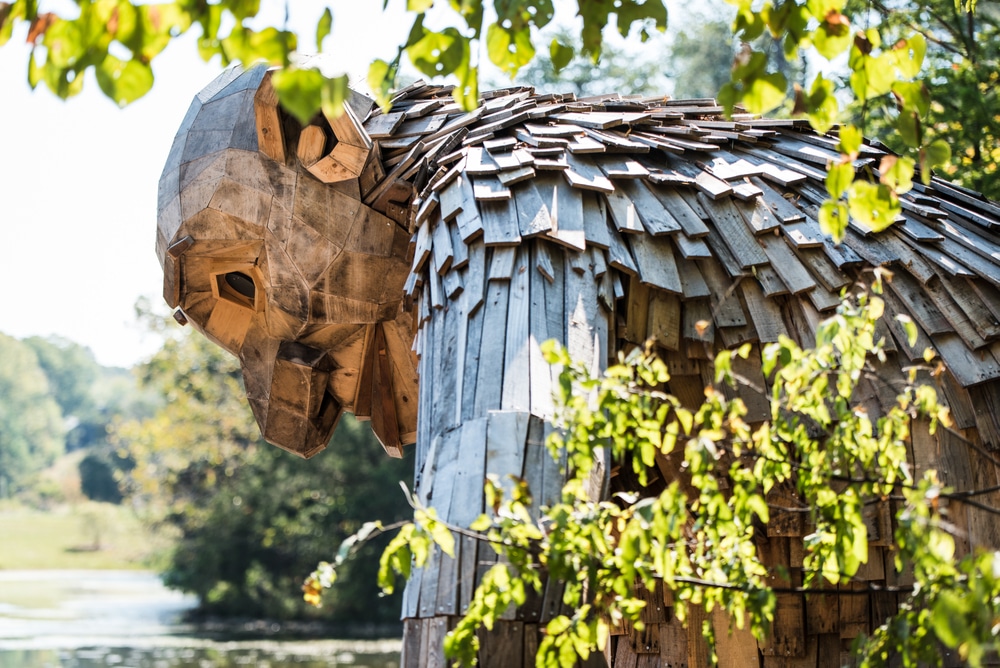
[0, 571, 400, 667]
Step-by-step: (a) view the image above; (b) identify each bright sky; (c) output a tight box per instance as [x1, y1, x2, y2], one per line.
[0, 2, 410, 368]
[0, 0, 696, 368]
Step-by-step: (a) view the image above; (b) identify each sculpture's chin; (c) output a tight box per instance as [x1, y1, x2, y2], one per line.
[259, 391, 342, 459]
[244, 340, 343, 459]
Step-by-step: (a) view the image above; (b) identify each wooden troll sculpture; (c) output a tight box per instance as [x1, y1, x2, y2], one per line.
[158, 65, 1000, 667]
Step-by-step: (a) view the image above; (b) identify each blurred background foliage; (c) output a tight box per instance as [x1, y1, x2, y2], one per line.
[0, 315, 412, 629]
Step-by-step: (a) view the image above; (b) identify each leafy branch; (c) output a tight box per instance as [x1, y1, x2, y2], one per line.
[306, 277, 1000, 667]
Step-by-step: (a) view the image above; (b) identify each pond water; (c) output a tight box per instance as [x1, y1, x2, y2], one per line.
[0, 571, 400, 667]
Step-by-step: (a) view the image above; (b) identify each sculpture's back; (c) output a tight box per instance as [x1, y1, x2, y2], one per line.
[159, 66, 1000, 667]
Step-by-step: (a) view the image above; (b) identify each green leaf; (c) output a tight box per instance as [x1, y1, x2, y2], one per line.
[486, 24, 535, 76]
[95, 55, 154, 107]
[320, 74, 350, 120]
[743, 71, 788, 115]
[924, 141, 948, 170]
[826, 161, 854, 199]
[837, 124, 862, 157]
[895, 110, 921, 148]
[408, 0, 434, 9]
[315, 7, 332, 52]
[894, 33, 926, 79]
[819, 200, 849, 242]
[805, 73, 838, 134]
[550, 38, 574, 74]
[879, 155, 914, 193]
[367, 58, 397, 111]
[812, 12, 852, 60]
[891, 80, 930, 117]
[848, 180, 900, 232]
[895, 314, 918, 348]
[271, 66, 325, 124]
[407, 25, 469, 79]
[931, 590, 969, 649]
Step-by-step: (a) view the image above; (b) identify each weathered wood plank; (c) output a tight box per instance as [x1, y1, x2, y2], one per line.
[757, 233, 816, 295]
[654, 186, 710, 237]
[698, 193, 770, 268]
[618, 179, 683, 235]
[545, 177, 587, 251]
[627, 233, 683, 294]
[480, 198, 523, 247]
[475, 281, 511, 414]
[513, 179, 553, 237]
[647, 290, 681, 351]
[501, 247, 532, 411]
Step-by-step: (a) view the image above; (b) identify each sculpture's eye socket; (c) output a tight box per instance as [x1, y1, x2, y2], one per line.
[225, 272, 256, 300]
[216, 271, 257, 309]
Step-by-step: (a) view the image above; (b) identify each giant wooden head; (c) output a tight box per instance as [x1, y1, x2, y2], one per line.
[156, 66, 418, 458]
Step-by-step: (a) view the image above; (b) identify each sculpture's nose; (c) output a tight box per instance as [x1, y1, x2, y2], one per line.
[245, 340, 342, 458]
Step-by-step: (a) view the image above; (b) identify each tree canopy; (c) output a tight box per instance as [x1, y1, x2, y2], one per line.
[111, 326, 413, 624]
[0, 333, 65, 497]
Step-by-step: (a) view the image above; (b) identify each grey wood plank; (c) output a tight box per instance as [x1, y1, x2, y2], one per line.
[472, 175, 513, 200]
[749, 176, 807, 222]
[529, 243, 555, 419]
[757, 233, 816, 294]
[489, 246, 518, 281]
[648, 289, 681, 351]
[448, 219, 470, 269]
[683, 299, 715, 346]
[886, 270, 954, 336]
[475, 280, 512, 414]
[605, 189, 644, 234]
[544, 243, 567, 346]
[676, 256, 711, 300]
[480, 198, 522, 246]
[513, 179, 553, 237]
[546, 177, 587, 251]
[655, 186, 710, 237]
[565, 244, 600, 370]
[439, 172, 468, 222]
[563, 154, 616, 193]
[627, 233, 683, 294]
[431, 216, 454, 275]
[502, 247, 532, 411]
[442, 266, 464, 300]
[428, 255, 445, 308]
[753, 264, 789, 297]
[698, 192, 769, 268]
[486, 410, 531, 501]
[456, 417, 488, 613]
[462, 297, 487, 422]
[411, 218, 433, 275]
[697, 259, 748, 328]
[604, 217, 639, 275]
[935, 333, 1000, 386]
[535, 241, 556, 282]
[674, 232, 713, 259]
[618, 179, 682, 235]
[582, 191, 613, 248]
[734, 196, 781, 235]
[741, 279, 786, 343]
[427, 428, 461, 615]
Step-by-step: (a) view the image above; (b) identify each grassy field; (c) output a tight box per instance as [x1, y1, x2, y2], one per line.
[0, 501, 170, 571]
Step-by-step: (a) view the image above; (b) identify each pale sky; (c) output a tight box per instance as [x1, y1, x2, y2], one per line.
[0, 1, 694, 368]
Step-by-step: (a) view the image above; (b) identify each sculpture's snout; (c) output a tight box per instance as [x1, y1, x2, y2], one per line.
[244, 340, 342, 458]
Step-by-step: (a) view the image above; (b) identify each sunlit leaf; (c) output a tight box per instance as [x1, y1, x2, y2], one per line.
[315, 7, 332, 52]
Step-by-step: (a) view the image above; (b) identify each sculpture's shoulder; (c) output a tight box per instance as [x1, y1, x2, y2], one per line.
[372, 81, 1000, 397]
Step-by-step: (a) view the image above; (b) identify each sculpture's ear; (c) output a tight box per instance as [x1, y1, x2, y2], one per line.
[253, 69, 380, 188]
